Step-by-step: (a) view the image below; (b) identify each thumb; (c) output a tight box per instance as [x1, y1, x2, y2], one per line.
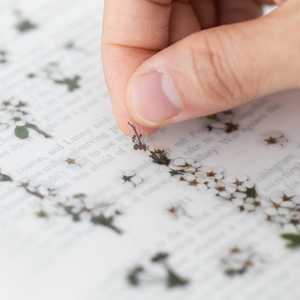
[125, 1, 300, 128]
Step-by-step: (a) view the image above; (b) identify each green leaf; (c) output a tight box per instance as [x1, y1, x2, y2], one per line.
[14, 126, 28, 139]
[280, 233, 300, 248]
[0, 174, 11, 182]
[72, 214, 81, 222]
[133, 144, 140, 150]
[167, 270, 189, 288]
[54, 79, 65, 84]
[246, 188, 258, 198]
[91, 214, 114, 225]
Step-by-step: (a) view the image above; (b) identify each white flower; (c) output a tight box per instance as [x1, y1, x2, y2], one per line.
[207, 179, 236, 199]
[271, 189, 300, 205]
[197, 166, 224, 180]
[225, 174, 255, 192]
[168, 158, 201, 173]
[14, 177, 39, 192]
[166, 200, 191, 219]
[59, 154, 87, 170]
[9, 111, 34, 126]
[178, 173, 208, 192]
[114, 171, 142, 189]
[257, 131, 288, 150]
[261, 190, 298, 216]
[0, 98, 26, 111]
[39, 184, 58, 197]
[231, 197, 257, 212]
[159, 164, 179, 179]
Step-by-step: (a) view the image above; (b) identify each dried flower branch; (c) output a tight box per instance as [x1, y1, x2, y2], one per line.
[221, 247, 262, 276]
[0, 98, 50, 139]
[40, 193, 123, 234]
[127, 252, 189, 288]
[14, 10, 37, 33]
[27, 62, 81, 92]
[128, 122, 170, 165]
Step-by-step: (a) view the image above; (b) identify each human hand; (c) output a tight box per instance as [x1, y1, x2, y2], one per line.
[102, 0, 299, 136]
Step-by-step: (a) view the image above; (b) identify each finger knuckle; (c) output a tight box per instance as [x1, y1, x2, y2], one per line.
[190, 32, 244, 110]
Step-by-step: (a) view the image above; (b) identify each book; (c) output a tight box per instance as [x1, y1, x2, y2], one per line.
[1, 1, 299, 300]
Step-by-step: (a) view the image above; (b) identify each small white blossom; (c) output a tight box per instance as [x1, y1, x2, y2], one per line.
[225, 174, 255, 192]
[257, 131, 288, 150]
[231, 197, 257, 212]
[166, 200, 191, 219]
[261, 190, 298, 216]
[207, 180, 236, 199]
[9, 111, 34, 126]
[197, 166, 224, 180]
[114, 171, 142, 189]
[14, 177, 39, 192]
[168, 158, 201, 173]
[59, 154, 87, 170]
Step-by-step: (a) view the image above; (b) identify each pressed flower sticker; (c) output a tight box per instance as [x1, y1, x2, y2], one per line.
[166, 200, 192, 219]
[206, 110, 239, 134]
[221, 247, 263, 276]
[14, 9, 37, 33]
[127, 252, 189, 288]
[129, 123, 171, 166]
[257, 131, 288, 150]
[114, 171, 142, 189]
[27, 62, 81, 92]
[60, 154, 87, 170]
[0, 97, 50, 139]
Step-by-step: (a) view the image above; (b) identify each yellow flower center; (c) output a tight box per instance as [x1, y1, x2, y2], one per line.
[66, 158, 76, 164]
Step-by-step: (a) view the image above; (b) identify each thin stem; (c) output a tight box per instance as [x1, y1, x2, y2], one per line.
[25, 187, 44, 199]
[26, 125, 51, 138]
[104, 223, 122, 234]
[128, 122, 147, 151]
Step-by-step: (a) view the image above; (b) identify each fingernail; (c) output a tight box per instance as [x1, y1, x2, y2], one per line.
[131, 71, 181, 126]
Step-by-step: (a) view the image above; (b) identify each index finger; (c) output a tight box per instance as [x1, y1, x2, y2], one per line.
[101, 0, 172, 135]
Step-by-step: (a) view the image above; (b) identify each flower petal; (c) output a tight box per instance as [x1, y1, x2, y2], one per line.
[173, 158, 185, 166]
[15, 121, 26, 126]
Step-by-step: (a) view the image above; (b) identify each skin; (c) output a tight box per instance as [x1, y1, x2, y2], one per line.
[102, 0, 299, 136]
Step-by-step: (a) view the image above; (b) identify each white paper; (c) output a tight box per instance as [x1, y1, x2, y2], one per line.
[0, 1, 299, 300]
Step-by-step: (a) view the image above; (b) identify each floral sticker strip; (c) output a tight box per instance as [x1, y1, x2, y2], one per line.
[127, 252, 189, 288]
[0, 98, 50, 139]
[221, 247, 263, 276]
[37, 193, 123, 235]
[129, 122, 171, 166]
[27, 62, 81, 92]
[14, 10, 37, 33]
[0, 170, 122, 234]
[257, 131, 288, 150]
[129, 124, 300, 248]
[206, 110, 239, 134]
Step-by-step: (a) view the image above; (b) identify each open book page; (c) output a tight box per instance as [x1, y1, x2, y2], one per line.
[0, 1, 299, 300]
